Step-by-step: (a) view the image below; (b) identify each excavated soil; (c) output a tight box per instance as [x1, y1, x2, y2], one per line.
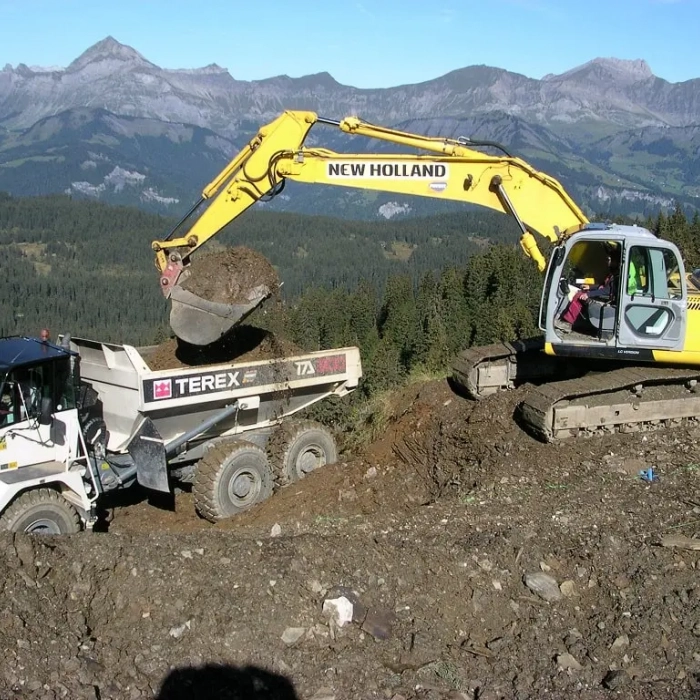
[145, 325, 303, 371]
[181, 246, 280, 304]
[2, 381, 700, 699]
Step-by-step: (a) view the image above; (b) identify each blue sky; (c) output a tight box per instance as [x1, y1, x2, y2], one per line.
[1, 0, 698, 87]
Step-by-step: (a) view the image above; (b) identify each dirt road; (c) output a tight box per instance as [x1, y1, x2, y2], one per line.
[1, 381, 699, 699]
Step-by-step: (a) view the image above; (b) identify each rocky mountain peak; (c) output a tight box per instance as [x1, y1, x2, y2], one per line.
[173, 63, 229, 76]
[67, 36, 154, 72]
[299, 71, 340, 88]
[591, 57, 653, 79]
[545, 57, 654, 83]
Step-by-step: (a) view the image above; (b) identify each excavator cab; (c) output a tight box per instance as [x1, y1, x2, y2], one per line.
[541, 224, 688, 355]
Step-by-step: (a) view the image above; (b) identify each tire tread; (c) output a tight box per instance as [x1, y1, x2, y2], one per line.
[0, 488, 80, 534]
[193, 441, 272, 523]
[267, 420, 337, 487]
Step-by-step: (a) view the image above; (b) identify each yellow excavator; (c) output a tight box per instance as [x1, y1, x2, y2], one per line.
[152, 110, 700, 441]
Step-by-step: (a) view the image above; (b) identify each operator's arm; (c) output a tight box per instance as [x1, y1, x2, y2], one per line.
[586, 287, 610, 300]
[587, 275, 615, 299]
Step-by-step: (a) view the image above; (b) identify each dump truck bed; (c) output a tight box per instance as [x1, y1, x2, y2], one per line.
[70, 337, 362, 452]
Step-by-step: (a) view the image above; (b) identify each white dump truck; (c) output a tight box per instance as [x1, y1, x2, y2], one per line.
[0, 334, 361, 533]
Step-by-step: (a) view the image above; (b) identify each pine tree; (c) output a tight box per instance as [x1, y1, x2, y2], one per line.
[361, 336, 404, 395]
[348, 280, 379, 352]
[378, 274, 419, 371]
[437, 267, 470, 356]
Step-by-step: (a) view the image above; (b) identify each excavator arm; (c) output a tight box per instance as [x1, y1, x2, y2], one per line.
[154, 110, 589, 344]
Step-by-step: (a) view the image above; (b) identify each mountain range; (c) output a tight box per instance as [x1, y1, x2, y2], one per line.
[1, 36, 699, 219]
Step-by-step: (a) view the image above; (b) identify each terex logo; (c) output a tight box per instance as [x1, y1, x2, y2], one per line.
[153, 379, 172, 400]
[174, 371, 241, 395]
[294, 360, 315, 376]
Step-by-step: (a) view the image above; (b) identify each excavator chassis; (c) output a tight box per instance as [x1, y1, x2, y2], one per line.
[451, 342, 700, 443]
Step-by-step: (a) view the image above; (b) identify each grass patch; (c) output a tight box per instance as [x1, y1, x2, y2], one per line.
[16, 242, 48, 257]
[341, 370, 446, 453]
[382, 240, 416, 261]
[467, 235, 490, 248]
[0, 155, 65, 168]
[342, 390, 395, 452]
[16, 242, 51, 275]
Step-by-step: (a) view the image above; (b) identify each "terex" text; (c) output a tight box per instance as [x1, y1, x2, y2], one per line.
[175, 371, 240, 394]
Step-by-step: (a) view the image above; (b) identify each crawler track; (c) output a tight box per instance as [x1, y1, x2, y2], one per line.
[451, 337, 558, 398]
[518, 365, 700, 441]
[452, 340, 700, 442]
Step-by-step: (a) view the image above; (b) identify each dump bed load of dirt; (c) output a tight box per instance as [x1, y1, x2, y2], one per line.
[3, 380, 700, 699]
[145, 326, 302, 371]
[181, 246, 280, 304]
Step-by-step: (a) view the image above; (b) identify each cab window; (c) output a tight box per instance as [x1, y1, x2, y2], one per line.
[0, 379, 20, 426]
[0, 359, 76, 426]
[627, 246, 683, 300]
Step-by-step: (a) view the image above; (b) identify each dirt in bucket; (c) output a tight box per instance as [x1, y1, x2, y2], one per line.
[180, 246, 280, 304]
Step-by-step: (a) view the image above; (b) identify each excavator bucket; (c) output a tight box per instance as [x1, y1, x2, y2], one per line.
[168, 283, 272, 346]
[162, 246, 280, 346]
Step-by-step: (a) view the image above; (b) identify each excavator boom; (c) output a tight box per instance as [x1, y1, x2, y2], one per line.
[154, 110, 588, 345]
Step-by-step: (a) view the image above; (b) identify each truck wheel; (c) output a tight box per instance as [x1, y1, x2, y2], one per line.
[268, 420, 338, 487]
[193, 441, 273, 522]
[0, 488, 81, 534]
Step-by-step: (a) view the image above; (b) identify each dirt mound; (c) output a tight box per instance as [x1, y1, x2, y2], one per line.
[181, 246, 280, 304]
[4, 379, 700, 699]
[145, 326, 302, 371]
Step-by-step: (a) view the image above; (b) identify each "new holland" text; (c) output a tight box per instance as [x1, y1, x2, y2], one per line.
[327, 162, 448, 179]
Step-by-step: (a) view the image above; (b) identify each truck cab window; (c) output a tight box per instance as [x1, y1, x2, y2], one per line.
[0, 379, 18, 426]
[54, 358, 76, 411]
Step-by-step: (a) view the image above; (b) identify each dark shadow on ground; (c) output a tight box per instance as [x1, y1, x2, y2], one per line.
[93, 486, 181, 532]
[155, 663, 299, 699]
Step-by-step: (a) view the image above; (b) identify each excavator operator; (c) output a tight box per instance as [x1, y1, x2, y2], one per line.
[555, 244, 621, 334]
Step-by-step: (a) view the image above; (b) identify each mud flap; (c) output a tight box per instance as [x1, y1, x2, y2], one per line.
[169, 284, 271, 346]
[127, 417, 170, 493]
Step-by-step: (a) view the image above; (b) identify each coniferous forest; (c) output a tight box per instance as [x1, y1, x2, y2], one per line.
[2, 191, 700, 423]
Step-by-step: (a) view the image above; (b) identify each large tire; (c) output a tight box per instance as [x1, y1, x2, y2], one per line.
[193, 441, 273, 522]
[0, 488, 81, 534]
[267, 420, 338, 488]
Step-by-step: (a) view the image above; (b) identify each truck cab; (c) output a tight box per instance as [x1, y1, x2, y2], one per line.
[0, 337, 95, 533]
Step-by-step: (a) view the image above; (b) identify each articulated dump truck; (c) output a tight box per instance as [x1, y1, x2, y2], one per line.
[0, 335, 361, 534]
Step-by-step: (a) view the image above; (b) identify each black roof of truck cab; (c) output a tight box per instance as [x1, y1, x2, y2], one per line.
[0, 337, 76, 371]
